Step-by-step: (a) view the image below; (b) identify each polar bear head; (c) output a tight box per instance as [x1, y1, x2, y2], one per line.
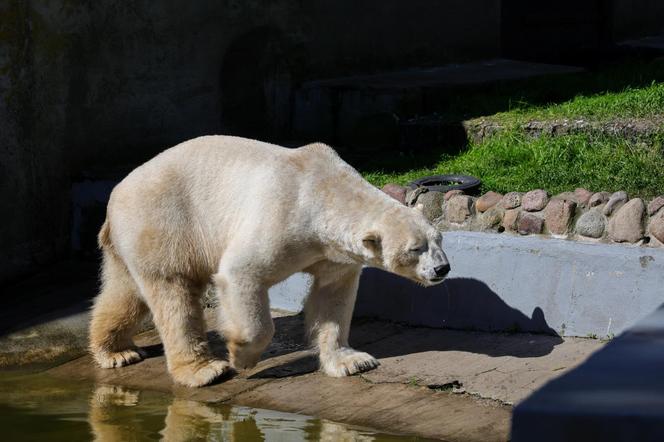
[361, 208, 450, 286]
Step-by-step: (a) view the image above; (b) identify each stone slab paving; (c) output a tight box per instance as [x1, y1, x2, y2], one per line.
[47, 312, 603, 441]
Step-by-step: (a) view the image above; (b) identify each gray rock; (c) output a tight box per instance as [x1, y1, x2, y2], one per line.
[589, 192, 610, 207]
[444, 189, 464, 201]
[518, 213, 544, 235]
[502, 208, 521, 231]
[501, 192, 523, 209]
[478, 206, 503, 230]
[649, 210, 664, 244]
[522, 189, 549, 212]
[545, 199, 577, 235]
[406, 187, 429, 206]
[603, 191, 628, 216]
[446, 195, 474, 224]
[381, 183, 407, 205]
[476, 191, 503, 213]
[647, 196, 664, 216]
[608, 198, 645, 243]
[575, 209, 606, 238]
[418, 191, 445, 222]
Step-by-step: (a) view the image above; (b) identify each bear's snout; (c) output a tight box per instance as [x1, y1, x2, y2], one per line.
[434, 263, 451, 278]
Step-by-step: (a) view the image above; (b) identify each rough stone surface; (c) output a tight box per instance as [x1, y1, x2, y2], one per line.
[444, 189, 464, 201]
[603, 191, 629, 216]
[608, 198, 645, 243]
[574, 188, 593, 207]
[576, 209, 606, 238]
[501, 192, 523, 209]
[517, 213, 544, 235]
[502, 208, 521, 231]
[649, 210, 664, 244]
[648, 196, 664, 216]
[417, 191, 445, 222]
[479, 207, 503, 230]
[476, 191, 503, 212]
[545, 199, 577, 235]
[381, 183, 407, 204]
[522, 189, 549, 212]
[589, 191, 610, 207]
[446, 195, 474, 224]
[552, 191, 578, 203]
[406, 187, 428, 206]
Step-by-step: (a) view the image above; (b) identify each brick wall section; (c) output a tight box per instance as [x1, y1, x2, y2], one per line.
[381, 184, 664, 248]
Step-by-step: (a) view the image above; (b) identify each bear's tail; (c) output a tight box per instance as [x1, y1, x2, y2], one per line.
[98, 219, 113, 250]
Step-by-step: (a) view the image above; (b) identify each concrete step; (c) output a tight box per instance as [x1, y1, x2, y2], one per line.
[293, 59, 583, 150]
[403, 114, 664, 149]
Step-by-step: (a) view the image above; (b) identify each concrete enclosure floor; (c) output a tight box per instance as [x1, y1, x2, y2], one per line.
[43, 310, 603, 441]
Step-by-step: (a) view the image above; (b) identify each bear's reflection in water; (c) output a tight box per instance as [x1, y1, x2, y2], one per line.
[88, 385, 386, 441]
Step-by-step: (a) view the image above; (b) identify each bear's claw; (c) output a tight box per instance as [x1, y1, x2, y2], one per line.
[171, 359, 232, 388]
[321, 348, 380, 377]
[95, 348, 146, 369]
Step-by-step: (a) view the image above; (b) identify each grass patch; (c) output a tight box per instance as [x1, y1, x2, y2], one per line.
[364, 132, 664, 198]
[487, 80, 664, 126]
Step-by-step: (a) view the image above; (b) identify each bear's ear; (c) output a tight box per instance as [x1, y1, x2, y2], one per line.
[362, 231, 382, 257]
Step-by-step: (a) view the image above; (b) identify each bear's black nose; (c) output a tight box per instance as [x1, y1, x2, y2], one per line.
[434, 263, 451, 277]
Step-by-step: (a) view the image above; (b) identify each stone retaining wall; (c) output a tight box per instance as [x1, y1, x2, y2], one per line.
[382, 184, 664, 248]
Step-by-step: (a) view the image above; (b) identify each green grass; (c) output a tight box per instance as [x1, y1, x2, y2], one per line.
[487, 80, 664, 126]
[364, 132, 664, 198]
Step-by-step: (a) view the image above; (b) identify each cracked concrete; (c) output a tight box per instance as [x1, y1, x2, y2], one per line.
[41, 310, 603, 441]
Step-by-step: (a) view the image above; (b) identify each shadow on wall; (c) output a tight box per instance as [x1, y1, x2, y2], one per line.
[355, 268, 559, 335]
[220, 26, 297, 142]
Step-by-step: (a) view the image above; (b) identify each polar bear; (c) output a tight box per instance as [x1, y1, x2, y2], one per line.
[89, 136, 451, 387]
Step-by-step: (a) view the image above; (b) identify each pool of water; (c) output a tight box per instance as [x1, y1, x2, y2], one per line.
[0, 372, 431, 441]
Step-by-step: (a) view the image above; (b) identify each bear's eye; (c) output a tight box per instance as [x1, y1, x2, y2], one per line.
[409, 244, 426, 253]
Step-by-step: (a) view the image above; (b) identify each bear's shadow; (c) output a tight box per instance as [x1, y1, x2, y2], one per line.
[250, 275, 564, 378]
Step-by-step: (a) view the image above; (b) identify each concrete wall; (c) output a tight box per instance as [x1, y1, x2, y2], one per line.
[268, 231, 664, 338]
[355, 232, 664, 338]
[613, 0, 664, 41]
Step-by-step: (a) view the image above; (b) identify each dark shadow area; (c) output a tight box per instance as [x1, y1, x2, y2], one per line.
[356, 269, 560, 336]
[357, 318, 563, 361]
[512, 302, 664, 441]
[0, 260, 99, 336]
[220, 26, 297, 143]
[248, 353, 319, 380]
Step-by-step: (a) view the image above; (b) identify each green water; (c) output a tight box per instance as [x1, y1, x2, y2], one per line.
[0, 373, 429, 441]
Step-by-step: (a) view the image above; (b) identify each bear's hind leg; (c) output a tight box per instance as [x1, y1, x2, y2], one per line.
[304, 261, 379, 377]
[90, 251, 149, 368]
[139, 276, 231, 387]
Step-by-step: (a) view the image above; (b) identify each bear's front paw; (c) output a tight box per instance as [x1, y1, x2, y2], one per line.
[320, 348, 380, 377]
[171, 359, 232, 388]
[94, 348, 147, 369]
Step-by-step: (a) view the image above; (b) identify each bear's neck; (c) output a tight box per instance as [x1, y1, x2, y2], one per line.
[307, 170, 402, 264]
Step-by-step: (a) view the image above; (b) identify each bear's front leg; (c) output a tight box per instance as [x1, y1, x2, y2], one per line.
[214, 271, 275, 371]
[304, 261, 379, 377]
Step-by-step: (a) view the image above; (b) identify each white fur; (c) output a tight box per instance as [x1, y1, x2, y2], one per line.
[89, 136, 449, 387]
